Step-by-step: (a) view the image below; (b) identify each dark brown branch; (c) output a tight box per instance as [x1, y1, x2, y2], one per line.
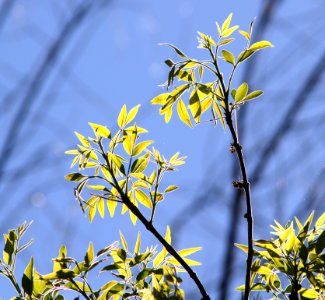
[225, 113, 253, 300]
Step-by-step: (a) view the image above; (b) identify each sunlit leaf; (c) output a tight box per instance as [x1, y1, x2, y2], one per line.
[134, 232, 141, 254]
[222, 13, 233, 32]
[22, 257, 34, 296]
[98, 197, 105, 218]
[235, 83, 248, 103]
[243, 90, 263, 102]
[64, 173, 85, 182]
[117, 105, 127, 128]
[249, 40, 274, 51]
[133, 140, 154, 156]
[222, 26, 239, 38]
[135, 190, 152, 209]
[221, 50, 235, 65]
[88, 123, 111, 139]
[125, 104, 141, 124]
[177, 99, 192, 127]
[178, 247, 202, 257]
[74, 132, 90, 148]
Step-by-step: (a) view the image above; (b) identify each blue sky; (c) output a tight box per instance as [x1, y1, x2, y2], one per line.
[1, 1, 325, 299]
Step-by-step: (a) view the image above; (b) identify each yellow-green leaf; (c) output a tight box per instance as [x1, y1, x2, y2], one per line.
[221, 50, 235, 65]
[22, 257, 34, 296]
[243, 90, 263, 102]
[249, 40, 274, 51]
[178, 247, 202, 257]
[300, 288, 319, 298]
[177, 99, 192, 127]
[165, 185, 178, 193]
[151, 93, 169, 105]
[75, 132, 90, 147]
[119, 231, 128, 252]
[88, 123, 111, 138]
[239, 30, 250, 40]
[107, 198, 118, 218]
[222, 25, 239, 38]
[117, 105, 127, 128]
[135, 190, 152, 209]
[222, 13, 233, 32]
[126, 104, 141, 124]
[133, 140, 154, 156]
[98, 197, 105, 218]
[134, 232, 141, 254]
[235, 83, 248, 103]
[165, 226, 171, 244]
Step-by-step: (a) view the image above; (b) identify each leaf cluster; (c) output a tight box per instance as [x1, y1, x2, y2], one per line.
[237, 212, 325, 299]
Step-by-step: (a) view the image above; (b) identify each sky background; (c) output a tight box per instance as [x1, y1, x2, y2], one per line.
[1, 0, 325, 299]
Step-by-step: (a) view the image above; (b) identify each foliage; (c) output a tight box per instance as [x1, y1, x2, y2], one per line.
[236, 212, 325, 300]
[0, 12, 323, 300]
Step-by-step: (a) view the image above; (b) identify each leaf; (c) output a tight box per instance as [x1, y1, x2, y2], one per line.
[197, 31, 216, 46]
[85, 242, 94, 265]
[117, 105, 127, 128]
[237, 50, 255, 63]
[74, 132, 90, 147]
[3, 231, 16, 265]
[222, 26, 239, 38]
[189, 90, 201, 122]
[222, 13, 233, 32]
[136, 268, 152, 281]
[251, 265, 274, 275]
[239, 30, 250, 40]
[119, 231, 128, 252]
[41, 269, 76, 280]
[64, 173, 85, 182]
[125, 104, 141, 124]
[22, 257, 34, 296]
[134, 232, 141, 254]
[116, 248, 127, 262]
[235, 243, 248, 253]
[243, 90, 263, 102]
[249, 40, 274, 51]
[315, 212, 325, 228]
[177, 99, 192, 127]
[164, 185, 178, 193]
[107, 198, 118, 218]
[300, 288, 319, 298]
[235, 83, 248, 103]
[219, 38, 234, 46]
[165, 226, 171, 244]
[178, 247, 202, 257]
[88, 123, 111, 139]
[151, 93, 169, 105]
[159, 43, 187, 58]
[221, 50, 235, 65]
[98, 197, 105, 218]
[132, 140, 154, 156]
[135, 190, 152, 209]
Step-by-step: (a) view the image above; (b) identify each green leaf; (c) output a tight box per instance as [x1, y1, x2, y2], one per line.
[221, 50, 235, 65]
[136, 268, 152, 282]
[249, 40, 274, 51]
[129, 252, 151, 267]
[315, 230, 325, 254]
[116, 248, 127, 262]
[177, 99, 192, 127]
[151, 93, 169, 105]
[64, 173, 85, 182]
[235, 83, 248, 103]
[22, 257, 34, 296]
[132, 140, 154, 156]
[41, 269, 76, 280]
[88, 123, 111, 138]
